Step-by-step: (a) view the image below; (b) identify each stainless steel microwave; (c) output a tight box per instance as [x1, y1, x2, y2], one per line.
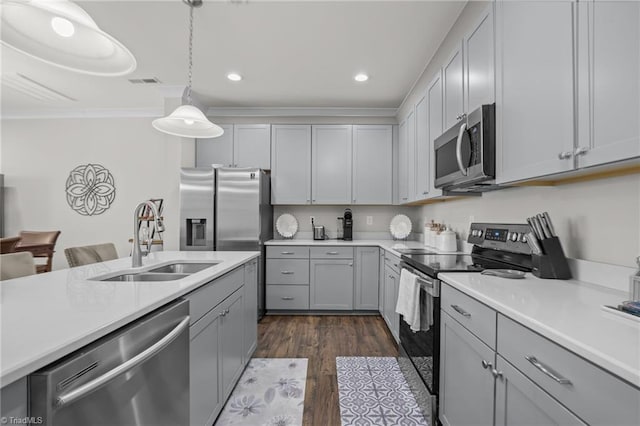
[434, 103, 495, 191]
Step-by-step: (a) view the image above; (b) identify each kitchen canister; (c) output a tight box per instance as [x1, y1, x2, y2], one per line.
[438, 228, 458, 252]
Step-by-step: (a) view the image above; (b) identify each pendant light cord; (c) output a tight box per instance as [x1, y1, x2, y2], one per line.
[187, 3, 194, 105]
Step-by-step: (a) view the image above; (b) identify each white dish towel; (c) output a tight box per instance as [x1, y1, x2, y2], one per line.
[396, 269, 421, 332]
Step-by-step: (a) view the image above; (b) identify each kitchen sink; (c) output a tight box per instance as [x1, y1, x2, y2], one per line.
[147, 262, 219, 274]
[101, 273, 190, 282]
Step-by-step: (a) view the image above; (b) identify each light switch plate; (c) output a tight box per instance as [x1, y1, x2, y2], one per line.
[366, 216, 373, 225]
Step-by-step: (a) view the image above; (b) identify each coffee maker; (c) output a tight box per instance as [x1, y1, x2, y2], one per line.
[338, 208, 353, 241]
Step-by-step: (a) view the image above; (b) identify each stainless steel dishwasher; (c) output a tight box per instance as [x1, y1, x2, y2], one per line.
[29, 299, 190, 426]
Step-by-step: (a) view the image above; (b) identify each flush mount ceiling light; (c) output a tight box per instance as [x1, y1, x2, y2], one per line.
[227, 73, 242, 82]
[0, 0, 136, 76]
[354, 73, 369, 82]
[152, 0, 223, 139]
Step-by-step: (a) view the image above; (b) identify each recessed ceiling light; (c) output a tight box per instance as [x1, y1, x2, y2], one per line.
[354, 73, 369, 82]
[227, 73, 242, 82]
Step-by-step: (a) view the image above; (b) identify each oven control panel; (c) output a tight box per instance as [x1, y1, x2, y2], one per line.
[468, 223, 532, 254]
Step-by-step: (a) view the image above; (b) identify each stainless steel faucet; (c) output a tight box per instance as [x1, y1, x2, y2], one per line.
[132, 200, 165, 268]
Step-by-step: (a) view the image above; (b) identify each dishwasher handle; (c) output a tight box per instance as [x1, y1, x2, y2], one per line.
[55, 316, 190, 408]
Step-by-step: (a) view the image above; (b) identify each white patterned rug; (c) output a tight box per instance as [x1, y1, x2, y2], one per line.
[214, 358, 308, 426]
[336, 357, 429, 426]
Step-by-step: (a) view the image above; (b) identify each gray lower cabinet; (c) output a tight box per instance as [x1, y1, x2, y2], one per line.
[382, 264, 399, 341]
[219, 289, 245, 400]
[243, 259, 258, 361]
[494, 355, 585, 426]
[310, 259, 354, 310]
[0, 378, 27, 422]
[378, 250, 385, 313]
[354, 247, 379, 310]
[439, 310, 495, 426]
[190, 306, 222, 426]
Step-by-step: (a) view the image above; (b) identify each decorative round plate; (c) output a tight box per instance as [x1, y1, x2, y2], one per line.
[276, 213, 299, 239]
[389, 214, 412, 239]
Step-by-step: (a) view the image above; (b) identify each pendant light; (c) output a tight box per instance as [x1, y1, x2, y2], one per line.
[152, 0, 223, 139]
[0, 0, 136, 76]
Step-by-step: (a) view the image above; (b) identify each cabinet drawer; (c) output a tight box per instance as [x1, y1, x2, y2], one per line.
[266, 259, 309, 285]
[186, 266, 244, 325]
[310, 246, 354, 259]
[266, 246, 309, 259]
[384, 251, 401, 274]
[441, 284, 496, 349]
[266, 285, 309, 310]
[498, 314, 640, 426]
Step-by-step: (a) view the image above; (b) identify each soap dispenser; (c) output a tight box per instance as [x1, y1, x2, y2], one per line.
[631, 256, 640, 301]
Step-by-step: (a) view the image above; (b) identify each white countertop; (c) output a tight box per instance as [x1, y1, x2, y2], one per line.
[265, 239, 460, 257]
[0, 251, 259, 387]
[439, 272, 640, 388]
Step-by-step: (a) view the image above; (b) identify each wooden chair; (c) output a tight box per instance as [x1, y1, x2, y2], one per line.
[65, 243, 118, 267]
[0, 236, 21, 254]
[1, 252, 37, 280]
[15, 230, 61, 273]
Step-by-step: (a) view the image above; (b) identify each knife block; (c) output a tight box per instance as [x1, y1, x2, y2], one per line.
[531, 237, 572, 280]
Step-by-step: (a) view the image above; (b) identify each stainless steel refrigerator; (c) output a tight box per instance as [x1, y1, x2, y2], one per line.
[180, 167, 273, 319]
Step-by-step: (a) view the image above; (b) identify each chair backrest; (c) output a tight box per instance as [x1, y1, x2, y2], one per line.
[18, 230, 61, 246]
[65, 243, 119, 267]
[0, 236, 21, 254]
[1, 252, 37, 280]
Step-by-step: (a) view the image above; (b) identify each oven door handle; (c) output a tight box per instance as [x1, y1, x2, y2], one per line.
[401, 265, 440, 297]
[456, 122, 468, 176]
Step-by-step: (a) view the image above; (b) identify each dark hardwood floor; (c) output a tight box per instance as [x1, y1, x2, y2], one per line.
[254, 315, 399, 426]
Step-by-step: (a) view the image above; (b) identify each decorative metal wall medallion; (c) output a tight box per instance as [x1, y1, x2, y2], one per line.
[65, 164, 116, 216]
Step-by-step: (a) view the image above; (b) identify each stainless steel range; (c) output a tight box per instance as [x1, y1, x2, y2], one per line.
[397, 223, 533, 424]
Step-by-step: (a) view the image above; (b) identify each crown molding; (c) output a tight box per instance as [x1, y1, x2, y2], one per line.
[205, 106, 398, 117]
[1, 107, 164, 120]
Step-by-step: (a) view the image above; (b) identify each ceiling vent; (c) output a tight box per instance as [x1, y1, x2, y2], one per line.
[129, 77, 162, 84]
[1, 73, 76, 102]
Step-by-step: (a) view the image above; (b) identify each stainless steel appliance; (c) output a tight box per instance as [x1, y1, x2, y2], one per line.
[338, 208, 353, 241]
[397, 223, 533, 423]
[311, 218, 326, 240]
[29, 300, 190, 426]
[434, 103, 496, 192]
[180, 167, 273, 318]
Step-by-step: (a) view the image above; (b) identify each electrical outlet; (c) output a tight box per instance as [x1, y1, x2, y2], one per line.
[366, 216, 373, 226]
[310, 216, 315, 224]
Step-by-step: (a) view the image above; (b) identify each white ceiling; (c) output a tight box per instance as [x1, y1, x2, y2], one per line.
[1, 0, 466, 114]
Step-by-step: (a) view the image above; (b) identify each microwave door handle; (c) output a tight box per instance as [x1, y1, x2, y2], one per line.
[456, 123, 468, 176]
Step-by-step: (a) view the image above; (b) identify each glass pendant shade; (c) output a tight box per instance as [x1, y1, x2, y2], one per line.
[0, 0, 136, 76]
[152, 105, 224, 139]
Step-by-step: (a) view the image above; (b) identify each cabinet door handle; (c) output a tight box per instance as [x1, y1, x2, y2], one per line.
[423, 191, 428, 195]
[558, 151, 573, 160]
[481, 360, 493, 370]
[451, 304, 471, 318]
[280, 251, 294, 255]
[525, 356, 572, 385]
[574, 146, 589, 156]
[281, 296, 295, 300]
[348, 263, 353, 267]
[281, 271, 294, 275]
[491, 369, 504, 380]
[327, 251, 339, 255]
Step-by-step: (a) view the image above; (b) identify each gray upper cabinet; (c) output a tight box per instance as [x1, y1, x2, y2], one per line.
[271, 125, 312, 205]
[414, 92, 430, 199]
[354, 247, 379, 310]
[427, 71, 444, 199]
[495, 0, 575, 184]
[406, 110, 416, 202]
[312, 125, 353, 204]
[310, 258, 354, 310]
[576, 0, 640, 168]
[443, 42, 464, 130]
[398, 118, 409, 204]
[233, 124, 271, 169]
[196, 124, 234, 168]
[352, 125, 393, 204]
[464, 3, 495, 114]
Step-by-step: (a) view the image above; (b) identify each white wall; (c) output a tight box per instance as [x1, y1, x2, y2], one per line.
[273, 205, 419, 240]
[418, 174, 640, 267]
[1, 117, 185, 270]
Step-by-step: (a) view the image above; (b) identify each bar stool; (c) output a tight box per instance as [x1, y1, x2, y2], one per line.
[65, 243, 118, 267]
[15, 230, 61, 273]
[1, 252, 37, 280]
[0, 236, 21, 254]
